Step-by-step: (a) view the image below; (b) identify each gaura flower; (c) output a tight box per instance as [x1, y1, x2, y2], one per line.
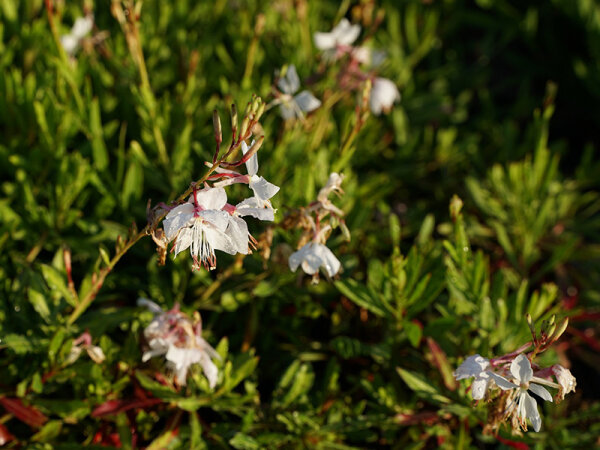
[66, 331, 105, 365]
[138, 299, 220, 388]
[276, 65, 321, 120]
[61, 15, 94, 56]
[369, 77, 400, 115]
[453, 354, 491, 400]
[353, 47, 386, 68]
[552, 364, 576, 400]
[163, 186, 250, 270]
[289, 242, 341, 278]
[316, 172, 345, 216]
[314, 18, 361, 55]
[488, 354, 553, 432]
[234, 140, 280, 221]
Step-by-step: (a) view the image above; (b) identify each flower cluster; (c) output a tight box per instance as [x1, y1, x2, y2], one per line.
[314, 19, 400, 115]
[286, 173, 348, 282]
[158, 99, 278, 270]
[138, 299, 220, 388]
[454, 316, 576, 433]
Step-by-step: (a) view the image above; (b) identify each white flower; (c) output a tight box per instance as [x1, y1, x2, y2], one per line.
[163, 187, 249, 269]
[276, 65, 321, 120]
[66, 331, 105, 365]
[453, 354, 491, 400]
[314, 18, 361, 52]
[139, 299, 220, 388]
[488, 354, 553, 432]
[61, 15, 94, 56]
[235, 140, 280, 221]
[289, 242, 341, 278]
[552, 365, 576, 400]
[369, 77, 400, 115]
[353, 47, 386, 67]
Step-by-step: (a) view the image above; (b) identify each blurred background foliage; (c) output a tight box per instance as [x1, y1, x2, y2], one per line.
[1, 0, 600, 448]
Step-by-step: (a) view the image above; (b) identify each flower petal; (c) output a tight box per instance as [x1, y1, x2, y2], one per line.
[529, 383, 553, 403]
[522, 392, 542, 432]
[173, 227, 194, 257]
[471, 377, 489, 400]
[277, 64, 300, 95]
[163, 203, 195, 241]
[225, 216, 250, 255]
[194, 187, 227, 210]
[279, 101, 298, 120]
[294, 91, 321, 113]
[199, 209, 230, 232]
[137, 298, 164, 315]
[241, 140, 259, 177]
[199, 354, 219, 389]
[250, 176, 280, 201]
[314, 31, 337, 50]
[236, 206, 274, 222]
[203, 226, 236, 255]
[510, 354, 533, 383]
[333, 18, 361, 46]
[454, 355, 490, 380]
[370, 77, 400, 115]
[316, 243, 341, 277]
[289, 244, 312, 272]
[487, 371, 519, 390]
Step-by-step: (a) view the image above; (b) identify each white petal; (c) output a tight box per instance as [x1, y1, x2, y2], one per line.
[66, 345, 83, 365]
[71, 16, 93, 39]
[137, 298, 164, 315]
[316, 243, 341, 277]
[60, 34, 79, 56]
[199, 354, 219, 389]
[225, 216, 250, 254]
[529, 383, 553, 403]
[552, 365, 576, 396]
[294, 91, 321, 113]
[314, 31, 337, 50]
[487, 371, 519, 390]
[453, 354, 490, 380]
[277, 64, 300, 95]
[510, 354, 533, 383]
[279, 102, 298, 120]
[196, 337, 221, 360]
[471, 377, 489, 400]
[241, 140, 259, 177]
[173, 227, 194, 257]
[250, 176, 280, 201]
[203, 226, 236, 255]
[163, 203, 195, 241]
[289, 244, 312, 272]
[199, 209, 230, 232]
[236, 206, 275, 221]
[194, 187, 227, 210]
[522, 392, 542, 432]
[333, 19, 361, 46]
[86, 345, 106, 364]
[370, 77, 400, 115]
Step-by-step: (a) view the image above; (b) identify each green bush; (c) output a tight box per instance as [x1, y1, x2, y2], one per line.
[1, 0, 599, 448]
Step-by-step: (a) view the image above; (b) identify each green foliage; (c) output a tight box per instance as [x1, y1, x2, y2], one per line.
[1, 0, 599, 448]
